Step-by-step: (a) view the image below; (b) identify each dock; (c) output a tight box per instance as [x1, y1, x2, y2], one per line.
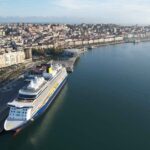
[53, 56, 79, 73]
[0, 77, 26, 133]
[53, 49, 82, 73]
[0, 49, 83, 132]
[0, 108, 9, 133]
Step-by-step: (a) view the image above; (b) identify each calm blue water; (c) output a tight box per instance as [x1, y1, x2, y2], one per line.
[1, 42, 150, 150]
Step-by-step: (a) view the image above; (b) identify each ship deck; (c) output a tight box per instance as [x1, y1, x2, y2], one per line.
[21, 80, 47, 94]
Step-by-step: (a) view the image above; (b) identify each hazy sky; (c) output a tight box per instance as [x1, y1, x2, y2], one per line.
[0, 0, 150, 24]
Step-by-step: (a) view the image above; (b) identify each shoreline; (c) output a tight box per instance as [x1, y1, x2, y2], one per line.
[1, 38, 150, 82]
[0, 38, 150, 133]
[82, 38, 150, 49]
[30, 37, 150, 52]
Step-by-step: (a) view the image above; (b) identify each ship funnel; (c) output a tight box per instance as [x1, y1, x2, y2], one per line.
[47, 65, 53, 74]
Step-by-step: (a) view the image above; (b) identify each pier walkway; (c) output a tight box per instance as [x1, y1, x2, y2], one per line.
[53, 56, 79, 73]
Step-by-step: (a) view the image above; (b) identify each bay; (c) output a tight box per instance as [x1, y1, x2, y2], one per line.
[1, 42, 150, 150]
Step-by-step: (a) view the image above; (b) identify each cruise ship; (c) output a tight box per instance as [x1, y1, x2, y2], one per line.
[4, 64, 68, 131]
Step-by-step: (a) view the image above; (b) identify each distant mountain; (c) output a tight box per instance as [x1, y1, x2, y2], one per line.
[0, 16, 90, 24]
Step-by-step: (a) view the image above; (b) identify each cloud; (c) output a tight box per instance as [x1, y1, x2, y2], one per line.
[54, 0, 92, 10]
[53, 0, 150, 15]
[52, 0, 150, 24]
[1, 0, 150, 24]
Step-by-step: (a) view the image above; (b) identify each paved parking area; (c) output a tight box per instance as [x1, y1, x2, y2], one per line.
[0, 77, 27, 132]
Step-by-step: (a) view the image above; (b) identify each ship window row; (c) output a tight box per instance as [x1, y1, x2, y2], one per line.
[8, 114, 26, 117]
[8, 117, 27, 121]
[11, 107, 28, 111]
[9, 114, 26, 117]
[9, 114, 26, 116]
[10, 112, 26, 115]
[10, 110, 27, 113]
[16, 108, 27, 110]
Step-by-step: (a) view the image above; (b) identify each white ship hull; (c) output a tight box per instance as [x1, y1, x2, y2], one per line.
[4, 67, 67, 131]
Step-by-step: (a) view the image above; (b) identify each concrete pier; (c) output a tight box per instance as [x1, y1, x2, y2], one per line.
[52, 48, 82, 73]
[53, 56, 79, 73]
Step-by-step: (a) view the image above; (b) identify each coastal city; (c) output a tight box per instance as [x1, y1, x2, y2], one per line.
[1, 0, 150, 149]
[1, 23, 150, 69]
